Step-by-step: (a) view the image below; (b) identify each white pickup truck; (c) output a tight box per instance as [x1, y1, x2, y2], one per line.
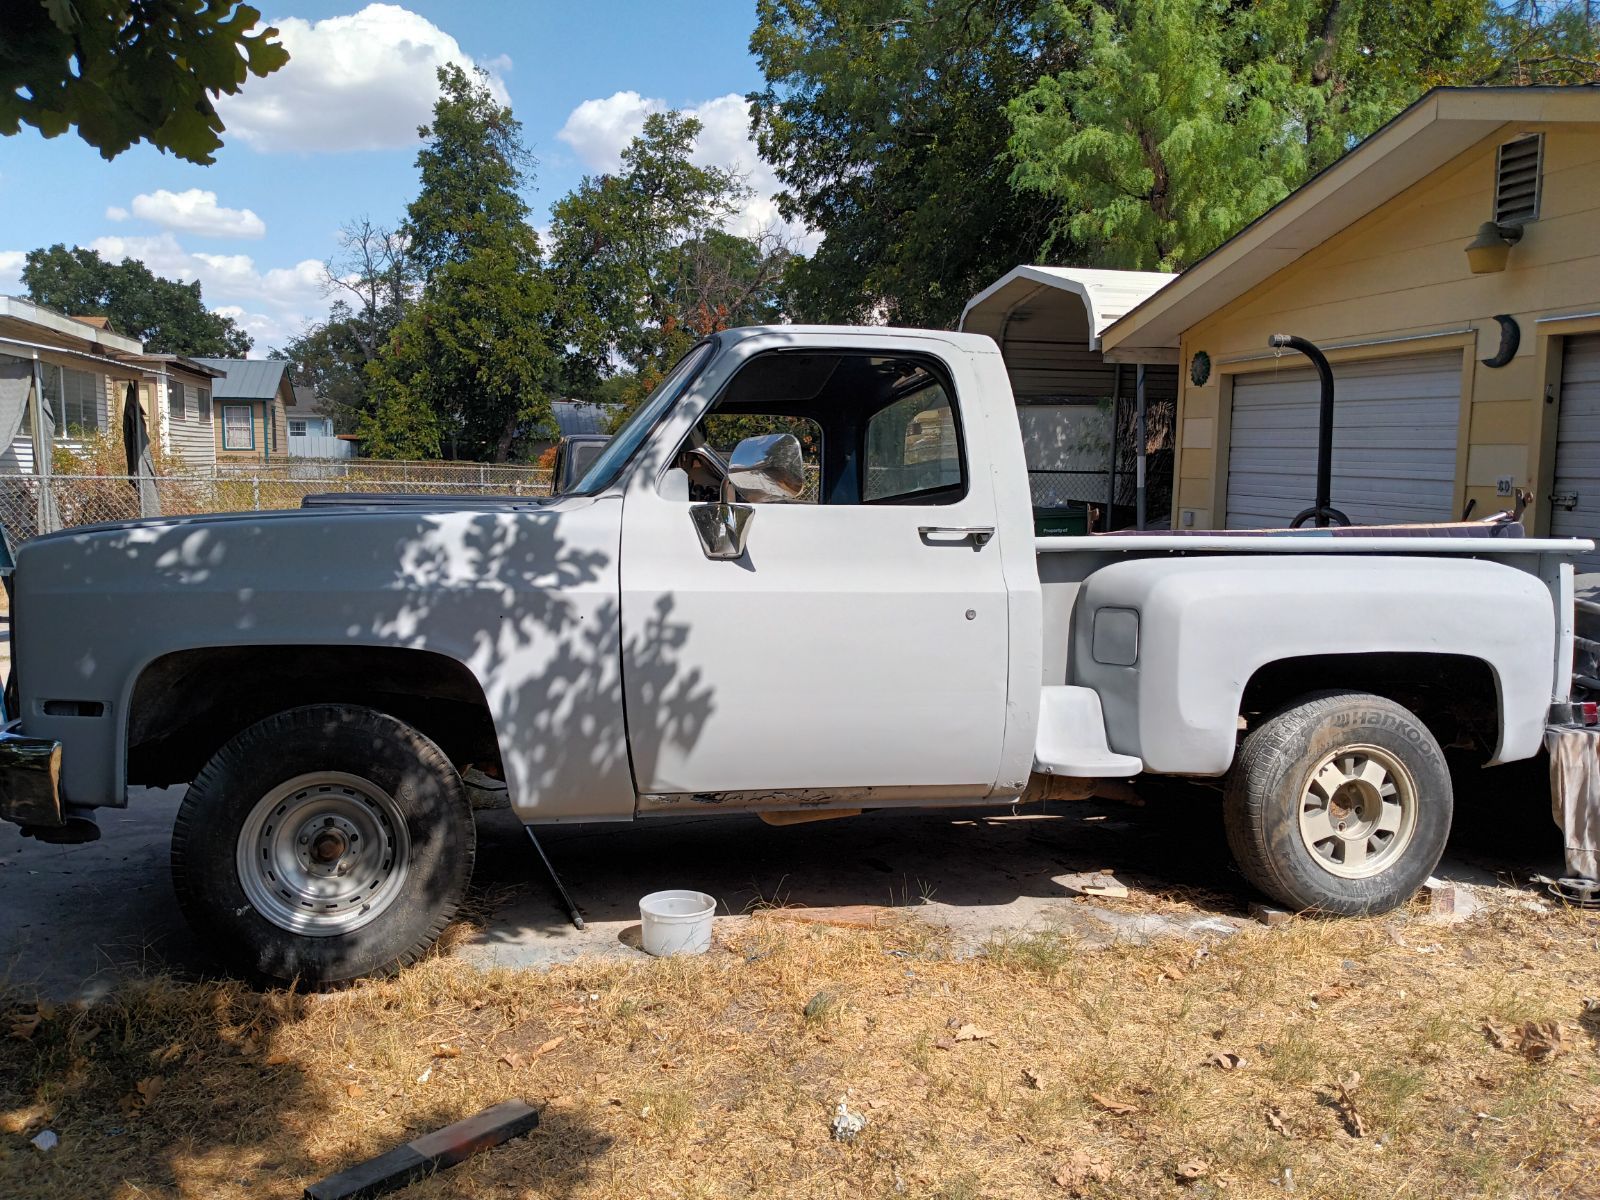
[1, 326, 1590, 982]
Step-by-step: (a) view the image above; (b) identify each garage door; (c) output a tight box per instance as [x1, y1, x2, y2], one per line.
[1551, 333, 1600, 576]
[1225, 352, 1462, 528]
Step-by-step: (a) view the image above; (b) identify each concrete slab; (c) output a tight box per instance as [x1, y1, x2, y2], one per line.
[458, 800, 1258, 973]
[1, 787, 198, 1002]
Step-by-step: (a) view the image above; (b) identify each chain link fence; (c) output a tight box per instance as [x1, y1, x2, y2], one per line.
[0, 459, 554, 543]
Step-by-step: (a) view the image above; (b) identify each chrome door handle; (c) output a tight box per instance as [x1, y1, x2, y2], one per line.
[918, 525, 994, 546]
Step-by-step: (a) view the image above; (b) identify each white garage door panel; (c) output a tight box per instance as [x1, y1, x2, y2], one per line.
[1551, 334, 1600, 576]
[1225, 352, 1461, 528]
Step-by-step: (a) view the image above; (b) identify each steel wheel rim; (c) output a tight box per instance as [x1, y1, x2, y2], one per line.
[1296, 744, 1419, 880]
[236, 771, 410, 937]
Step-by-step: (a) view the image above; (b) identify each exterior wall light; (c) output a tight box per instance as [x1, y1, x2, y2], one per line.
[1465, 220, 1523, 274]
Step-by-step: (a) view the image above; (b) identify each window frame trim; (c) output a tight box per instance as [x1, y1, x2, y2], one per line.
[221, 403, 256, 451]
[662, 345, 971, 508]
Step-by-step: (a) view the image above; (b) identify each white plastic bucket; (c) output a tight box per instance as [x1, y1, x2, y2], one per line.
[639, 889, 716, 957]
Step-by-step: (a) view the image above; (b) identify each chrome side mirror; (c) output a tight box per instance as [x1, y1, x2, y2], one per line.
[727, 433, 804, 503]
[690, 501, 753, 560]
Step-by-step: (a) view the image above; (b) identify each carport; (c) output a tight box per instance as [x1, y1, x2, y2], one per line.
[960, 266, 1179, 530]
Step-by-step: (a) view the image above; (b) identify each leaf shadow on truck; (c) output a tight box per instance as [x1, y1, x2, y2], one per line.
[33, 503, 717, 984]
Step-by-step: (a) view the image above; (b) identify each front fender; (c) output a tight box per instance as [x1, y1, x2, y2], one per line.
[12, 498, 629, 821]
[1072, 555, 1554, 774]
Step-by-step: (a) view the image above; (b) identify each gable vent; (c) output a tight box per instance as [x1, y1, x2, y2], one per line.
[1494, 133, 1543, 226]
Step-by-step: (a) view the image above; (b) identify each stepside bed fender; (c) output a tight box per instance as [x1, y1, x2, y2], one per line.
[1070, 555, 1555, 775]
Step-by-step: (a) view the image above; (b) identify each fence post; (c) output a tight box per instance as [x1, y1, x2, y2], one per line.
[252, 476, 261, 511]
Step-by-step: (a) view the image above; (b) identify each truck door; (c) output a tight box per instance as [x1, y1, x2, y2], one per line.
[617, 342, 1011, 807]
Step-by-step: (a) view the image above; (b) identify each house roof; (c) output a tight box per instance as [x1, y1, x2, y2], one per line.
[0, 295, 144, 357]
[124, 353, 226, 379]
[193, 357, 294, 400]
[551, 399, 619, 437]
[291, 384, 332, 417]
[1101, 86, 1600, 356]
[959, 266, 1176, 349]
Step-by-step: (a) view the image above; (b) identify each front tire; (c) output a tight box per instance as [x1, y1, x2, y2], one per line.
[172, 705, 475, 984]
[1224, 691, 1451, 915]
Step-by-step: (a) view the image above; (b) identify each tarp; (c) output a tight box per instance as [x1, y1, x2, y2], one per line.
[0, 357, 31, 450]
[30, 361, 60, 535]
[121, 379, 160, 518]
[1543, 725, 1600, 881]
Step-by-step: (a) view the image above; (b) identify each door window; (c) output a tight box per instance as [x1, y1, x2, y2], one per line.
[668, 350, 966, 506]
[863, 383, 964, 503]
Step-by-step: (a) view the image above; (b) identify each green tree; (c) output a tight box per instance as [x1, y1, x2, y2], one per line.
[1006, 0, 1588, 272]
[363, 65, 556, 461]
[548, 110, 783, 394]
[1470, 1, 1600, 84]
[0, 0, 289, 164]
[22, 243, 251, 355]
[749, 0, 1070, 327]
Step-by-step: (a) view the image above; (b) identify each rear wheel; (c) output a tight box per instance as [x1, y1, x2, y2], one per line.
[1224, 691, 1450, 915]
[172, 704, 475, 984]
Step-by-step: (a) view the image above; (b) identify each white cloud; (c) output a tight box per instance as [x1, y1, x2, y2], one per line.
[557, 91, 659, 175]
[557, 90, 817, 250]
[116, 189, 267, 239]
[105, 205, 129, 221]
[87, 233, 325, 347]
[0, 250, 25, 296]
[217, 3, 509, 153]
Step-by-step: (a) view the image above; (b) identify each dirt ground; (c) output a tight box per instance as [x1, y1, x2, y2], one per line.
[2, 888, 1597, 1200]
[1, 766, 1598, 1199]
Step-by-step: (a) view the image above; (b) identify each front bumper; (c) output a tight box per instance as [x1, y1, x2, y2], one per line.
[0, 728, 63, 827]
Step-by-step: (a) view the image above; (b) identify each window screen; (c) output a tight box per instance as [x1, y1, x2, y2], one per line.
[167, 380, 184, 422]
[38, 366, 103, 437]
[222, 405, 253, 450]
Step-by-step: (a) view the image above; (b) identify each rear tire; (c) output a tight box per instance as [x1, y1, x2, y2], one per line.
[171, 704, 475, 984]
[1224, 690, 1450, 915]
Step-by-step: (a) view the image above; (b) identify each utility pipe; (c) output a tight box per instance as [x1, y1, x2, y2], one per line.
[1268, 334, 1349, 528]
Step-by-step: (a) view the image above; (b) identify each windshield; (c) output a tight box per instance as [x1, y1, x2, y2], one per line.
[568, 342, 716, 496]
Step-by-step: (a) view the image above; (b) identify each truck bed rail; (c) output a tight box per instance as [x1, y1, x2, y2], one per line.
[1037, 534, 1593, 555]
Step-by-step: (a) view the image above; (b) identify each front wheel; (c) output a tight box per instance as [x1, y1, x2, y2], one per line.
[1224, 691, 1451, 915]
[172, 705, 475, 984]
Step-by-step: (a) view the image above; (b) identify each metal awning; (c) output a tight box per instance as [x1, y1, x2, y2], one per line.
[959, 266, 1176, 352]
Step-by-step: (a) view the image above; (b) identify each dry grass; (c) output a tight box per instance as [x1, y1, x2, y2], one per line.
[2, 901, 1598, 1199]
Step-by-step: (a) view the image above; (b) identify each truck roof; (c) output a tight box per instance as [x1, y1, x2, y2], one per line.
[717, 324, 999, 354]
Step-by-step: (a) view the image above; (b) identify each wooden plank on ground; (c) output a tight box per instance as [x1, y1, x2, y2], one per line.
[303, 1099, 539, 1200]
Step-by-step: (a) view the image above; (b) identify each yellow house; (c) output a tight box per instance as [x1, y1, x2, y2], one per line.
[1100, 86, 1600, 567]
[194, 357, 295, 463]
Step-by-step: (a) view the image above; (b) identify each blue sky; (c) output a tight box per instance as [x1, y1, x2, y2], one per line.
[0, 1, 788, 349]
